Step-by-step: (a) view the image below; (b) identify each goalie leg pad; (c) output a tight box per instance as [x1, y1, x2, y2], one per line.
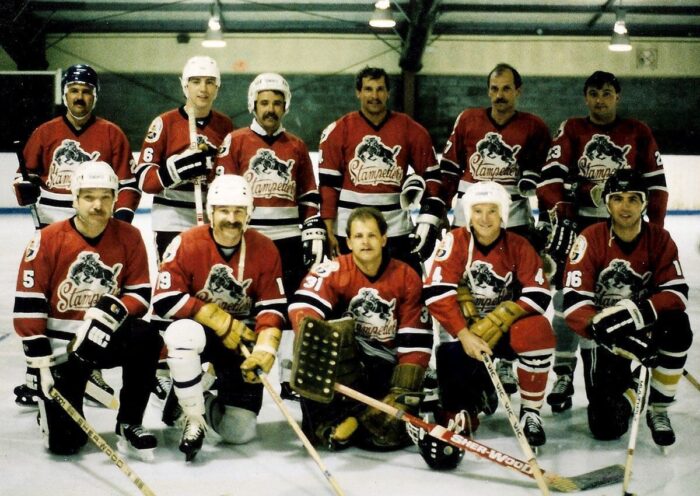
[165, 320, 207, 416]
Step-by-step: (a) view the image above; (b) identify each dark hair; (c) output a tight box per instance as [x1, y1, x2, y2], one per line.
[346, 207, 388, 237]
[355, 67, 390, 92]
[584, 71, 621, 94]
[487, 63, 522, 89]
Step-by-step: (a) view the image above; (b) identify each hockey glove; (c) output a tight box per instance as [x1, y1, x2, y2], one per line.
[456, 285, 479, 324]
[545, 202, 577, 264]
[241, 327, 282, 383]
[399, 174, 426, 209]
[301, 216, 327, 270]
[517, 170, 539, 198]
[113, 208, 135, 224]
[13, 174, 42, 206]
[23, 336, 54, 399]
[602, 333, 658, 367]
[409, 198, 444, 261]
[159, 148, 213, 188]
[194, 303, 256, 351]
[590, 299, 657, 345]
[469, 301, 527, 349]
[72, 294, 128, 367]
[359, 363, 425, 448]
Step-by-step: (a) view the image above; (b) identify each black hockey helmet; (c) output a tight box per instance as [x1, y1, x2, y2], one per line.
[62, 64, 99, 100]
[602, 168, 648, 204]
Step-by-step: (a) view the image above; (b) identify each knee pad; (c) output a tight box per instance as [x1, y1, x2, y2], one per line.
[209, 399, 257, 444]
[587, 395, 631, 440]
[165, 320, 207, 415]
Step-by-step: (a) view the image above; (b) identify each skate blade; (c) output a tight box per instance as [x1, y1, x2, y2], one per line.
[116, 438, 155, 462]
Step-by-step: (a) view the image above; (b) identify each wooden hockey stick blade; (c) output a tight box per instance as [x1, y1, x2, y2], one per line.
[683, 369, 700, 392]
[334, 383, 624, 492]
[49, 388, 157, 496]
[85, 380, 119, 410]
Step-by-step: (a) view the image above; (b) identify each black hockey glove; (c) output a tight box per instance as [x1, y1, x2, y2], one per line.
[590, 299, 657, 346]
[113, 208, 135, 224]
[602, 333, 658, 368]
[410, 197, 444, 261]
[13, 174, 42, 206]
[517, 169, 539, 197]
[71, 294, 128, 367]
[159, 148, 214, 188]
[301, 216, 327, 270]
[23, 335, 54, 399]
[400, 174, 426, 209]
[545, 202, 577, 264]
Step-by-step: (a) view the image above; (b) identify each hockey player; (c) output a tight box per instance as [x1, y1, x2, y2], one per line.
[288, 206, 433, 451]
[135, 55, 233, 261]
[423, 181, 554, 454]
[538, 71, 669, 412]
[215, 72, 325, 399]
[152, 174, 287, 462]
[13, 161, 161, 459]
[12, 63, 139, 407]
[439, 63, 552, 395]
[318, 67, 444, 273]
[562, 169, 692, 446]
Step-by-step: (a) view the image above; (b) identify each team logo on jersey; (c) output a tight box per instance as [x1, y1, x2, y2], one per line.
[218, 134, 231, 157]
[197, 264, 252, 315]
[433, 232, 455, 262]
[464, 261, 513, 313]
[568, 235, 587, 265]
[145, 117, 164, 143]
[46, 139, 100, 189]
[469, 132, 520, 181]
[344, 288, 397, 342]
[578, 134, 631, 182]
[595, 259, 651, 308]
[244, 150, 296, 201]
[57, 252, 123, 312]
[24, 231, 41, 262]
[349, 136, 403, 186]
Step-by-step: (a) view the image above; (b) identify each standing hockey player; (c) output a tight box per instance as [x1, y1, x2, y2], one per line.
[439, 63, 551, 394]
[288, 207, 433, 451]
[12, 63, 139, 407]
[215, 72, 325, 399]
[423, 181, 554, 457]
[562, 169, 692, 447]
[152, 174, 287, 462]
[318, 67, 444, 273]
[538, 71, 669, 412]
[135, 55, 233, 261]
[13, 161, 161, 459]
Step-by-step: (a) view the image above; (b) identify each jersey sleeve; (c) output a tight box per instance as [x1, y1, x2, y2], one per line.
[562, 232, 600, 339]
[317, 120, 345, 220]
[118, 226, 152, 316]
[407, 120, 442, 204]
[21, 125, 47, 176]
[513, 237, 551, 314]
[439, 111, 466, 205]
[13, 231, 52, 338]
[647, 230, 688, 313]
[288, 259, 341, 332]
[135, 115, 168, 194]
[519, 117, 551, 190]
[538, 119, 574, 214]
[251, 241, 287, 332]
[396, 267, 432, 368]
[110, 125, 141, 219]
[295, 139, 321, 221]
[637, 123, 668, 226]
[151, 234, 202, 320]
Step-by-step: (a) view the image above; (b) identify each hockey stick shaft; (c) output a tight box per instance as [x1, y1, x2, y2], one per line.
[49, 388, 157, 496]
[240, 347, 345, 496]
[683, 369, 700, 392]
[622, 366, 649, 496]
[186, 104, 204, 226]
[482, 354, 550, 496]
[13, 140, 42, 229]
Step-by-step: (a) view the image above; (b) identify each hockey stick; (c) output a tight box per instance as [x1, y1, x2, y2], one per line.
[482, 353, 550, 495]
[622, 366, 649, 496]
[240, 346, 345, 496]
[683, 369, 700, 392]
[85, 378, 119, 410]
[13, 140, 42, 229]
[49, 388, 157, 496]
[186, 104, 205, 226]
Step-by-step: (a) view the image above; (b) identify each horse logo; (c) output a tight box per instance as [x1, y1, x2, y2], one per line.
[578, 134, 631, 182]
[349, 136, 403, 186]
[464, 261, 513, 313]
[245, 150, 296, 200]
[57, 252, 123, 312]
[469, 132, 520, 181]
[345, 287, 397, 341]
[596, 259, 651, 307]
[47, 139, 100, 189]
[197, 264, 252, 315]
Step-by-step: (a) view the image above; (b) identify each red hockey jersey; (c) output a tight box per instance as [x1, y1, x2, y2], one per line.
[440, 108, 551, 227]
[21, 115, 138, 224]
[424, 227, 551, 337]
[151, 224, 286, 332]
[563, 221, 688, 339]
[318, 111, 440, 237]
[538, 117, 667, 225]
[288, 254, 432, 368]
[13, 218, 151, 357]
[136, 106, 233, 232]
[215, 121, 320, 240]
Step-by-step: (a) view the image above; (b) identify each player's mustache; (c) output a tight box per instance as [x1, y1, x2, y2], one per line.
[74, 99, 87, 106]
[222, 221, 244, 229]
[495, 98, 507, 104]
[263, 113, 278, 121]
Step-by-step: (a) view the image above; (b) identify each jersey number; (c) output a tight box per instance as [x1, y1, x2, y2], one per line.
[565, 270, 582, 288]
[157, 272, 172, 289]
[22, 270, 34, 288]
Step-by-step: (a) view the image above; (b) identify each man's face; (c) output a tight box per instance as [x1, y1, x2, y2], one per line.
[211, 205, 248, 247]
[73, 188, 114, 230]
[356, 76, 389, 117]
[186, 76, 219, 111]
[488, 70, 520, 115]
[585, 83, 619, 124]
[607, 192, 644, 230]
[469, 203, 502, 242]
[65, 83, 96, 118]
[254, 90, 286, 135]
[347, 217, 386, 267]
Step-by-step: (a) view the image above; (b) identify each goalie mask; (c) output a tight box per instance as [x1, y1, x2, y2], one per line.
[181, 56, 221, 98]
[70, 160, 118, 200]
[62, 64, 99, 108]
[461, 181, 511, 228]
[207, 174, 254, 227]
[602, 168, 648, 214]
[247, 73, 291, 114]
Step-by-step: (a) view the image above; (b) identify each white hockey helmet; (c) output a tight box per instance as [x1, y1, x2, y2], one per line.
[70, 160, 118, 200]
[207, 174, 254, 225]
[247, 73, 291, 114]
[461, 181, 511, 228]
[181, 56, 221, 97]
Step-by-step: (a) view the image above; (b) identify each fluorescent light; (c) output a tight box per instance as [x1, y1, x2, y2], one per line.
[609, 11, 631, 52]
[370, 1, 396, 29]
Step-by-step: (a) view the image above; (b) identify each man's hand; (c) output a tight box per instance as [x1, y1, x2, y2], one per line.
[13, 174, 42, 206]
[240, 327, 282, 383]
[194, 303, 256, 350]
[457, 327, 492, 360]
[469, 301, 527, 349]
[591, 299, 656, 345]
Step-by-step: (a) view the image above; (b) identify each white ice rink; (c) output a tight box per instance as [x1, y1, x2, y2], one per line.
[1, 212, 698, 496]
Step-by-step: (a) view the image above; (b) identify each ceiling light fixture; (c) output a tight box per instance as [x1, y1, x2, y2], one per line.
[608, 9, 632, 52]
[370, 1, 396, 29]
[203, 0, 226, 48]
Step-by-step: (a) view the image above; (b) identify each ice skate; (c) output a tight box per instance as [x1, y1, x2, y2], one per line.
[646, 409, 675, 452]
[180, 415, 207, 462]
[496, 359, 518, 396]
[85, 369, 118, 409]
[546, 373, 574, 412]
[520, 408, 546, 449]
[116, 423, 157, 462]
